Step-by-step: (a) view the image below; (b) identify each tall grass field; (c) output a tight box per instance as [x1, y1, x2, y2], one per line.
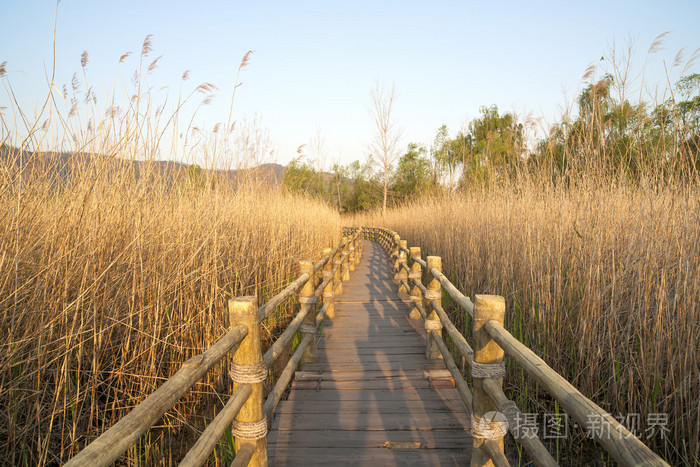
[1, 20, 698, 467]
[0, 41, 341, 464]
[357, 181, 699, 464]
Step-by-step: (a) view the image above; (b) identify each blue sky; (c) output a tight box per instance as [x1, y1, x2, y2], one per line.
[1, 0, 699, 168]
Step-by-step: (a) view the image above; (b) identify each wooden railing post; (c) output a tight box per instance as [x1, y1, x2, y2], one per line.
[341, 236, 351, 281]
[425, 256, 443, 360]
[348, 233, 357, 272]
[322, 247, 335, 319]
[299, 260, 318, 364]
[229, 296, 268, 467]
[397, 240, 408, 293]
[333, 239, 343, 295]
[355, 228, 363, 264]
[408, 247, 423, 319]
[392, 234, 401, 283]
[471, 295, 507, 467]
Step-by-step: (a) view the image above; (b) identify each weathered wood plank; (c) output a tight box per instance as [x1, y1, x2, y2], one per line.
[311, 359, 429, 367]
[271, 413, 469, 431]
[268, 241, 472, 465]
[294, 368, 452, 381]
[268, 447, 469, 467]
[319, 337, 424, 345]
[286, 388, 464, 402]
[290, 379, 454, 391]
[318, 347, 427, 356]
[272, 398, 468, 415]
[301, 361, 446, 372]
[267, 429, 471, 448]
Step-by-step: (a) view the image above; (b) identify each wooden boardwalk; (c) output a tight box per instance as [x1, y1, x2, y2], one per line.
[268, 240, 472, 465]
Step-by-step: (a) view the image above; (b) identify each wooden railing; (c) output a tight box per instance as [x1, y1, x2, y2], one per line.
[66, 229, 365, 467]
[356, 226, 669, 467]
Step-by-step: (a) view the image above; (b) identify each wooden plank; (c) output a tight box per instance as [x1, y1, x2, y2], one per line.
[324, 315, 412, 322]
[272, 398, 468, 415]
[311, 355, 431, 364]
[310, 359, 430, 367]
[322, 325, 414, 331]
[294, 369, 447, 381]
[268, 447, 469, 467]
[333, 303, 411, 312]
[285, 388, 463, 402]
[268, 241, 473, 465]
[301, 361, 445, 372]
[320, 327, 416, 334]
[318, 347, 426, 356]
[319, 336, 424, 344]
[291, 379, 456, 391]
[267, 429, 471, 449]
[271, 413, 470, 431]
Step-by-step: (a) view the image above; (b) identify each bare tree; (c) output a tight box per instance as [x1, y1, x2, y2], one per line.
[368, 82, 402, 217]
[309, 127, 327, 173]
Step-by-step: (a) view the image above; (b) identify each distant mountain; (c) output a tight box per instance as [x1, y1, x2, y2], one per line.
[0, 144, 287, 188]
[226, 163, 286, 186]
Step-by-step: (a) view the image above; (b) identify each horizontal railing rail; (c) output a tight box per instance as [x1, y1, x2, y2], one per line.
[360, 226, 668, 467]
[67, 229, 364, 467]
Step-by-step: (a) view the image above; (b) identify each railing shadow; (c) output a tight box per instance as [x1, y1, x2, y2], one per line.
[278, 239, 468, 465]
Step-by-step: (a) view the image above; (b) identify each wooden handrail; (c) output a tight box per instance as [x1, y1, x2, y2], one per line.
[67, 228, 364, 467]
[65, 323, 249, 467]
[263, 334, 312, 420]
[485, 320, 668, 466]
[430, 267, 475, 318]
[263, 302, 313, 367]
[429, 329, 473, 408]
[257, 273, 309, 321]
[358, 226, 670, 467]
[179, 383, 252, 467]
[481, 378, 558, 467]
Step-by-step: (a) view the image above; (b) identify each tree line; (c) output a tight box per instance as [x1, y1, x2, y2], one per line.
[283, 72, 699, 213]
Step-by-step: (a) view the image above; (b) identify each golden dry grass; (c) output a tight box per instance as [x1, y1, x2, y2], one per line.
[0, 153, 340, 464]
[357, 182, 699, 464]
[0, 41, 342, 463]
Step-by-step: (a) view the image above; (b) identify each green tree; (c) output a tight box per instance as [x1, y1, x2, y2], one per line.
[282, 161, 325, 197]
[344, 160, 382, 212]
[393, 143, 432, 201]
[459, 105, 523, 187]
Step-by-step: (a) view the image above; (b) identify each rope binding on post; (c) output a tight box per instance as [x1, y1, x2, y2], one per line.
[470, 360, 506, 379]
[497, 400, 523, 438]
[299, 323, 317, 334]
[425, 319, 443, 331]
[424, 289, 441, 301]
[230, 361, 268, 384]
[471, 412, 508, 440]
[233, 417, 268, 440]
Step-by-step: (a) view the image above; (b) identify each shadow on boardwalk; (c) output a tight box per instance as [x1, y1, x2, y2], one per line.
[267, 240, 472, 466]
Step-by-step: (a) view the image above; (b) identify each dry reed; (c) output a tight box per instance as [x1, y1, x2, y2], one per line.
[357, 182, 699, 464]
[0, 42, 341, 465]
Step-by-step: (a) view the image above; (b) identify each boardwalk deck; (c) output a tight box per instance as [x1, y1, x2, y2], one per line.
[267, 240, 472, 466]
